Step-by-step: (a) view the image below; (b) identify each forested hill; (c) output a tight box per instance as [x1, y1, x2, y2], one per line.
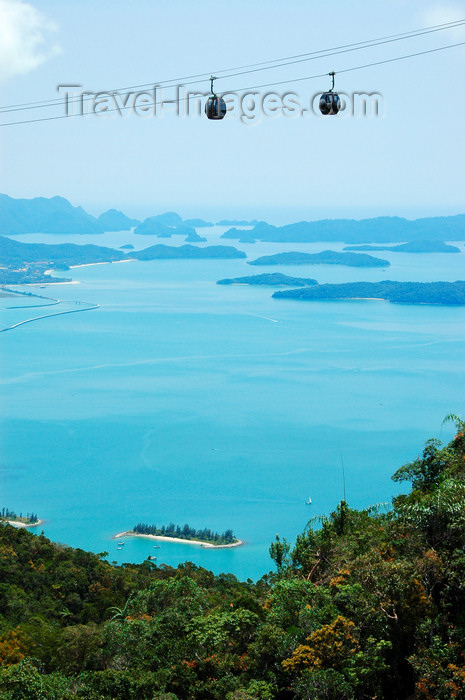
[1, 416, 465, 698]
[0, 235, 127, 266]
[249, 250, 389, 267]
[221, 214, 465, 244]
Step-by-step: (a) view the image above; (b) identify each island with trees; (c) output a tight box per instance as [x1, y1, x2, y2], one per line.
[249, 250, 389, 268]
[1, 416, 465, 697]
[343, 240, 461, 253]
[273, 280, 465, 305]
[131, 244, 246, 261]
[118, 522, 242, 548]
[217, 272, 318, 286]
[0, 507, 40, 527]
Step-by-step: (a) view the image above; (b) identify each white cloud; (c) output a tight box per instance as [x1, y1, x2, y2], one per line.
[0, 0, 60, 85]
[420, 3, 465, 38]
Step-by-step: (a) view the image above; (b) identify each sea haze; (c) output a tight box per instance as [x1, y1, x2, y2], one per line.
[1, 225, 464, 580]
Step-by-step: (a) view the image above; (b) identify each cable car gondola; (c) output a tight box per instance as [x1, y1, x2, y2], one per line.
[319, 71, 340, 115]
[205, 76, 227, 120]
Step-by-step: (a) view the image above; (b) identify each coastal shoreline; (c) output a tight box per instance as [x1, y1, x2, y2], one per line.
[2, 519, 44, 529]
[113, 531, 244, 549]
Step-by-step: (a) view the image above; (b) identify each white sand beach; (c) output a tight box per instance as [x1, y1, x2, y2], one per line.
[114, 531, 243, 549]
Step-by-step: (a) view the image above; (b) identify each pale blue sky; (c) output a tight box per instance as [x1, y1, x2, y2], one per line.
[0, 0, 464, 223]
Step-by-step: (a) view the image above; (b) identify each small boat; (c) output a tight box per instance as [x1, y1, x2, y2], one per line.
[117, 547, 123, 550]
[306, 497, 312, 505]
[148, 555, 157, 560]
[153, 545, 160, 548]
[117, 541, 125, 545]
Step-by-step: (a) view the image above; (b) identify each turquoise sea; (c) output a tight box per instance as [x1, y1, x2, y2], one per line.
[1, 226, 464, 580]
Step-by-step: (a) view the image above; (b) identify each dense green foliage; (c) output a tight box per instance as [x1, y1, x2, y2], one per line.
[2, 416, 465, 698]
[132, 523, 236, 545]
[273, 280, 465, 305]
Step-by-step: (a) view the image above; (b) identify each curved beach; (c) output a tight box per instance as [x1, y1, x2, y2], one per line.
[114, 531, 243, 549]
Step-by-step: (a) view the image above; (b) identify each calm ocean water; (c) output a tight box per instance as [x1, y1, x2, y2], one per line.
[1, 226, 464, 580]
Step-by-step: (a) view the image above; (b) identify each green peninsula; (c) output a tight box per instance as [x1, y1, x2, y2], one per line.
[249, 250, 389, 268]
[131, 244, 246, 260]
[0, 236, 246, 285]
[273, 280, 465, 305]
[217, 273, 318, 286]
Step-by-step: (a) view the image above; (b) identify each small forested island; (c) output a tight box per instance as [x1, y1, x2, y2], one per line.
[126, 522, 240, 547]
[0, 507, 39, 527]
[184, 231, 207, 242]
[249, 250, 389, 268]
[2, 416, 465, 698]
[343, 240, 461, 253]
[131, 244, 246, 260]
[217, 272, 318, 286]
[273, 280, 465, 305]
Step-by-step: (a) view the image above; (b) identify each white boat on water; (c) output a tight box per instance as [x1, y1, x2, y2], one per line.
[306, 497, 312, 505]
[117, 541, 125, 545]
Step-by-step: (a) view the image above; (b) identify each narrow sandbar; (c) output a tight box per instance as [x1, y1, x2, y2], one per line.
[114, 531, 243, 549]
[2, 519, 44, 529]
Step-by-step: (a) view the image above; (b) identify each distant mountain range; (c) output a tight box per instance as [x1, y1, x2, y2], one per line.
[222, 215, 465, 244]
[1, 194, 464, 246]
[0, 195, 213, 236]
